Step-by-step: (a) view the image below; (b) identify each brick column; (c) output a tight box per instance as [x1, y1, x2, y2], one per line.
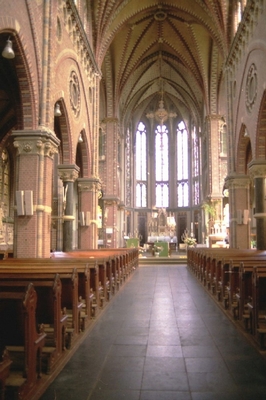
[225, 173, 251, 248]
[12, 129, 59, 258]
[77, 177, 101, 249]
[102, 118, 119, 247]
[58, 164, 80, 252]
[248, 160, 266, 250]
[102, 197, 119, 248]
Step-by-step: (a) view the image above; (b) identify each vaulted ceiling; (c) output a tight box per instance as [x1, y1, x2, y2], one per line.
[91, 0, 231, 127]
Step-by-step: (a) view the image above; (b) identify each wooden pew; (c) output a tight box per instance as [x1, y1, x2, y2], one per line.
[251, 266, 266, 348]
[51, 251, 119, 306]
[0, 274, 67, 374]
[0, 283, 46, 400]
[0, 350, 12, 400]
[0, 266, 82, 349]
[187, 247, 266, 350]
[0, 249, 138, 399]
[0, 257, 103, 323]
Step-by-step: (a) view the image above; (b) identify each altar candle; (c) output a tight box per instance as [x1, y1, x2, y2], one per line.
[191, 222, 193, 232]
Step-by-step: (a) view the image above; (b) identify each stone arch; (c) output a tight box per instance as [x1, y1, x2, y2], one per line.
[54, 98, 73, 165]
[0, 24, 38, 130]
[75, 128, 91, 178]
[255, 90, 266, 159]
[236, 124, 252, 174]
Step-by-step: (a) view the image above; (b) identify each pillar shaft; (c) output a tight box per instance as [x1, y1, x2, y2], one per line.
[12, 129, 59, 258]
[58, 164, 79, 252]
[249, 160, 266, 250]
[225, 174, 250, 249]
[78, 177, 101, 249]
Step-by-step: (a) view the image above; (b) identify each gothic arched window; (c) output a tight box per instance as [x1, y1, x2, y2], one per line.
[155, 124, 169, 207]
[177, 121, 189, 207]
[135, 122, 147, 207]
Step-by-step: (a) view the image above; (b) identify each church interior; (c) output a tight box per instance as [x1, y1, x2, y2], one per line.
[0, 0, 266, 399]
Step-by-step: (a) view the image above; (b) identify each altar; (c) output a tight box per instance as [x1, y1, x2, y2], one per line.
[146, 236, 177, 256]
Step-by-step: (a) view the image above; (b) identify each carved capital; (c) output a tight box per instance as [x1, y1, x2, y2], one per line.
[225, 173, 250, 190]
[57, 164, 80, 182]
[102, 196, 119, 207]
[248, 160, 266, 179]
[12, 129, 59, 157]
[77, 177, 101, 193]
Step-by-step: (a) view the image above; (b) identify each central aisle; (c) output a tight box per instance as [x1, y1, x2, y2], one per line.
[40, 266, 266, 400]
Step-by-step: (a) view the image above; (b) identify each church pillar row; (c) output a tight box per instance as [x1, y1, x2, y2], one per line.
[77, 177, 101, 249]
[206, 115, 224, 198]
[58, 164, 80, 252]
[248, 160, 266, 250]
[225, 174, 250, 249]
[12, 129, 59, 258]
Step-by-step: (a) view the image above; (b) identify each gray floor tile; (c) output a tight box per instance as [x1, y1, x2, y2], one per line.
[40, 266, 266, 400]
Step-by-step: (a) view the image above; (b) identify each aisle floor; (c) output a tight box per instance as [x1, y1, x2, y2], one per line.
[40, 265, 266, 400]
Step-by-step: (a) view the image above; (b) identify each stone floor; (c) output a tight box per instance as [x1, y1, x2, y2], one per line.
[40, 265, 266, 400]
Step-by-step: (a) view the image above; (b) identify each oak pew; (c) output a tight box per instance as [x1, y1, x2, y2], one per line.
[196, 249, 266, 298]
[187, 247, 266, 349]
[50, 253, 110, 310]
[0, 283, 46, 400]
[0, 266, 82, 349]
[250, 266, 266, 348]
[61, 248, 139, 279]
[226, 263, 241, 319]
[214, 254, 266, 307]
[0, 274, 67, 374]
[50, 248, 139, 308]
[0, 350, 12, 400]
[99, 248, 139, 273]
[234, 262, 266, 333]
[0, 258, 100, 324]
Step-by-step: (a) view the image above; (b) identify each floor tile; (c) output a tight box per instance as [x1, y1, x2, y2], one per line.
[40, 266, 266, 400]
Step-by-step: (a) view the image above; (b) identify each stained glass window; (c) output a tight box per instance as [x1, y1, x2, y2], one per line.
[177, 121, 189, 206]
[155, 124, 169, 207]
[135, 122, 147, 207]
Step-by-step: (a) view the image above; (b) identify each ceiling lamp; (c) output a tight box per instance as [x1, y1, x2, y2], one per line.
[2, 37, 15, 59]
[78, 133, 83, 143]
[54, 103, 62, 117]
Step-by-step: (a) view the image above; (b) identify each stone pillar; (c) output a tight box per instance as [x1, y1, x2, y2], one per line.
[77, 177, 101, 249]
[248, 160, 266, 250]
[12, 129, 59, 258]
[225, 173, 251, 249]
[58, 164, 80, 252]
[102, 117, 119, 247]
[102, 197, 118, 248]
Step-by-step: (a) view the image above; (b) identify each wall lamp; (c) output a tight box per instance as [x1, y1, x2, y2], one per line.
[54, 103, 62, 117]
[2, 37, 15, 59]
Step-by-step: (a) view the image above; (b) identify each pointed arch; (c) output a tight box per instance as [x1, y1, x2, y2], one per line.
[255, 90, 266, 159]
[236, 124, 252, 174]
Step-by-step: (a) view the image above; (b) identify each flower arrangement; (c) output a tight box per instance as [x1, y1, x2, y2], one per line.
[181, 229, 197, 247]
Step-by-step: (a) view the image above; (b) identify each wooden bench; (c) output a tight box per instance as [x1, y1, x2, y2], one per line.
[0, 283, 46, 400]
[0, 248, 138, 399]
[0, 265, 83, 349]
[187, 247, 266, 350]
[252, 266, 266, 348]
[0, 349, 12, 400]
[0, 274, 67, 374]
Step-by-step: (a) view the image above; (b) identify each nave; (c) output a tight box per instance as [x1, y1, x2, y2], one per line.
[40, 265, 266, 400]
